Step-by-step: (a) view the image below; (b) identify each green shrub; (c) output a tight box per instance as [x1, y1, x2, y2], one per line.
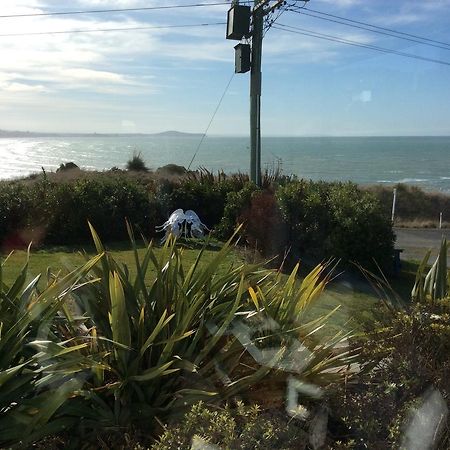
[152, 401, 308, 450]
[0, 251, 103, 448]
[331, 298, 450, 449]
[331, 245, 450, 449]
[326, 183, 394, 268]
[156, 164, 187, 176]
[0, 172, 394, 270]
[277, 180, 333, 261]
[215, 182, 259, 240]
[0, 176, 163, 246]
[0, 181, 33, 250]
[126, 152, 149, 172]
[156, 171, 247, 231]
[44, 229, 277, 443]
[277, 180, 394, 268]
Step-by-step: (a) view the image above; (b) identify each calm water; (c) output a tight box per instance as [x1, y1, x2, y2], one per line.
[0, 135, 449, 193]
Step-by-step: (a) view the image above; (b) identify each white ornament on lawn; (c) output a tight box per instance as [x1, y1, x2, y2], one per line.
[156, 209, 209, 243]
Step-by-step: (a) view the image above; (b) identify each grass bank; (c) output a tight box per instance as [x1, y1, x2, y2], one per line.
[366, 183, 450, 227]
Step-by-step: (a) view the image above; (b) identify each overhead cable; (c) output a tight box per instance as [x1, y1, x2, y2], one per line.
[0, 22, 226, 38]
[288, 7, 450, 51]
[289, 5, 450, 49]
[273, 23, 450, 67]
[187, 73, 235, 170]
[0, 2, 229, 19]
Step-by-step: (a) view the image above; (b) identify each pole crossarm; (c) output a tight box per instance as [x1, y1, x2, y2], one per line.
[253, 0, 285, 14]
[253, 0, 270, 12]
[263, 0, 287, 15]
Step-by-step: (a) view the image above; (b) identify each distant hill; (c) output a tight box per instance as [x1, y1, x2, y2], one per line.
[0, 129, 203, 138]
[152, 130, 203, 138]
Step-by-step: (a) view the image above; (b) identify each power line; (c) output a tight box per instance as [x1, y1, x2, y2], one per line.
[273, 23, 450, 67]
[0, 2, 229, 19]
[289, 5, 450, 49]
[287, 7, 450, 52]
[0, 22, 226, 38]
[187, 73, 235, 170]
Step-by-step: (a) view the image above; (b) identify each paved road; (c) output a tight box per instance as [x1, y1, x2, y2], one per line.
[394, 227, 449, 263]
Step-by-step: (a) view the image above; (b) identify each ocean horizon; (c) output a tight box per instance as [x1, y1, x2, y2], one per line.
[1, 135, 449, 193]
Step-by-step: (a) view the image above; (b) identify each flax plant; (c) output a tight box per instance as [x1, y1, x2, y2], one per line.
[0, 248, 103, 447]
[1, 224, 357, 447]
[56, 224, 275, 438]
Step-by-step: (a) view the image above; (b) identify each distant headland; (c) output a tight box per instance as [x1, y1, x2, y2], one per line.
[0, 129, 203, 138]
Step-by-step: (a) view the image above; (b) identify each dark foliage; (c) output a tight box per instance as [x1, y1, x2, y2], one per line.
[56, 162, 79, 172]
[215, 182, 259, 240]
[156, 164, 187, 176]
[330, 299, 450, 449]
[0, 176, 163, 247]
[0, 181, 34, 251]
[277, 180, 394, 269]
[156, 170, 248, 231]
[239, 190, 288, 257]
[152, 401, 308, 450]
[0, 171, 394, 268]
[126, 152, 150, 172]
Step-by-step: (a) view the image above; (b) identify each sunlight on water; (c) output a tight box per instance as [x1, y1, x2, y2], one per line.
[1, 136, 449, 192]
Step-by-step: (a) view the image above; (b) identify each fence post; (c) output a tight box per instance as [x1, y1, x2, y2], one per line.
[391, 188, 397, 223]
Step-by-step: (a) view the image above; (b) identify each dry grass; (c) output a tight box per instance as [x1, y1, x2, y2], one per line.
[365, 183, 450, 226]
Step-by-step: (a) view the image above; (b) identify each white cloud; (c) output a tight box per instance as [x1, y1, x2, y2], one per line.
[265, 25, 376, 65]
[315, 0, 361, 7]
[375, 12, 423, 26]
[121, 119, 136, 130]
[0, 0, 44, 15]
[0, 81, 48, 93]
[371, 0, 450, 26]
[60, 67, 129, 84]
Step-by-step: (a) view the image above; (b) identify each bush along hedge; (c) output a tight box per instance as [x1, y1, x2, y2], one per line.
[276, 180, 394, 269]
[0, 181, 34, 250]
[0, 176, 164, 248]
[0, 172, 394, 269]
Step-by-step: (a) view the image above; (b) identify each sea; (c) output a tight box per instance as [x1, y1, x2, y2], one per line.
[1, 135, 449, 193]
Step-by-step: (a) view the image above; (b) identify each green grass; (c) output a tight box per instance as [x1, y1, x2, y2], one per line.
[1, 242, 418, 337]
[0, 241, 240, 287]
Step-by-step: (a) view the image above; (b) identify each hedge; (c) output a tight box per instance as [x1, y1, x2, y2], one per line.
[0, 172, 394, 269]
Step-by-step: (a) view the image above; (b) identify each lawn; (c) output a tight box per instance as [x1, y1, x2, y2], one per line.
[1, 240, 418, 337]
[0, 240, 240, 286]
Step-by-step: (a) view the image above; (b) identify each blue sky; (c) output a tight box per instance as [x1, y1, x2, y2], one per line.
[1, 0, 450, 135]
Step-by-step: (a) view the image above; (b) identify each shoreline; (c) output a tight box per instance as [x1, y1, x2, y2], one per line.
[1, 135, 449, 193]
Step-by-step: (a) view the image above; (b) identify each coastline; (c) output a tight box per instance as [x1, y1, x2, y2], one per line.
[1, 135, 449, 194]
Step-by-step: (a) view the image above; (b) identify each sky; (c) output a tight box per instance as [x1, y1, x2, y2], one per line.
[1, 0, 450, 136]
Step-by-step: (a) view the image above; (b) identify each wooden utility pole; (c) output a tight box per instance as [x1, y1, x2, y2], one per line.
[227, 0, 288, 186]
[250, 1, 264, 186]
